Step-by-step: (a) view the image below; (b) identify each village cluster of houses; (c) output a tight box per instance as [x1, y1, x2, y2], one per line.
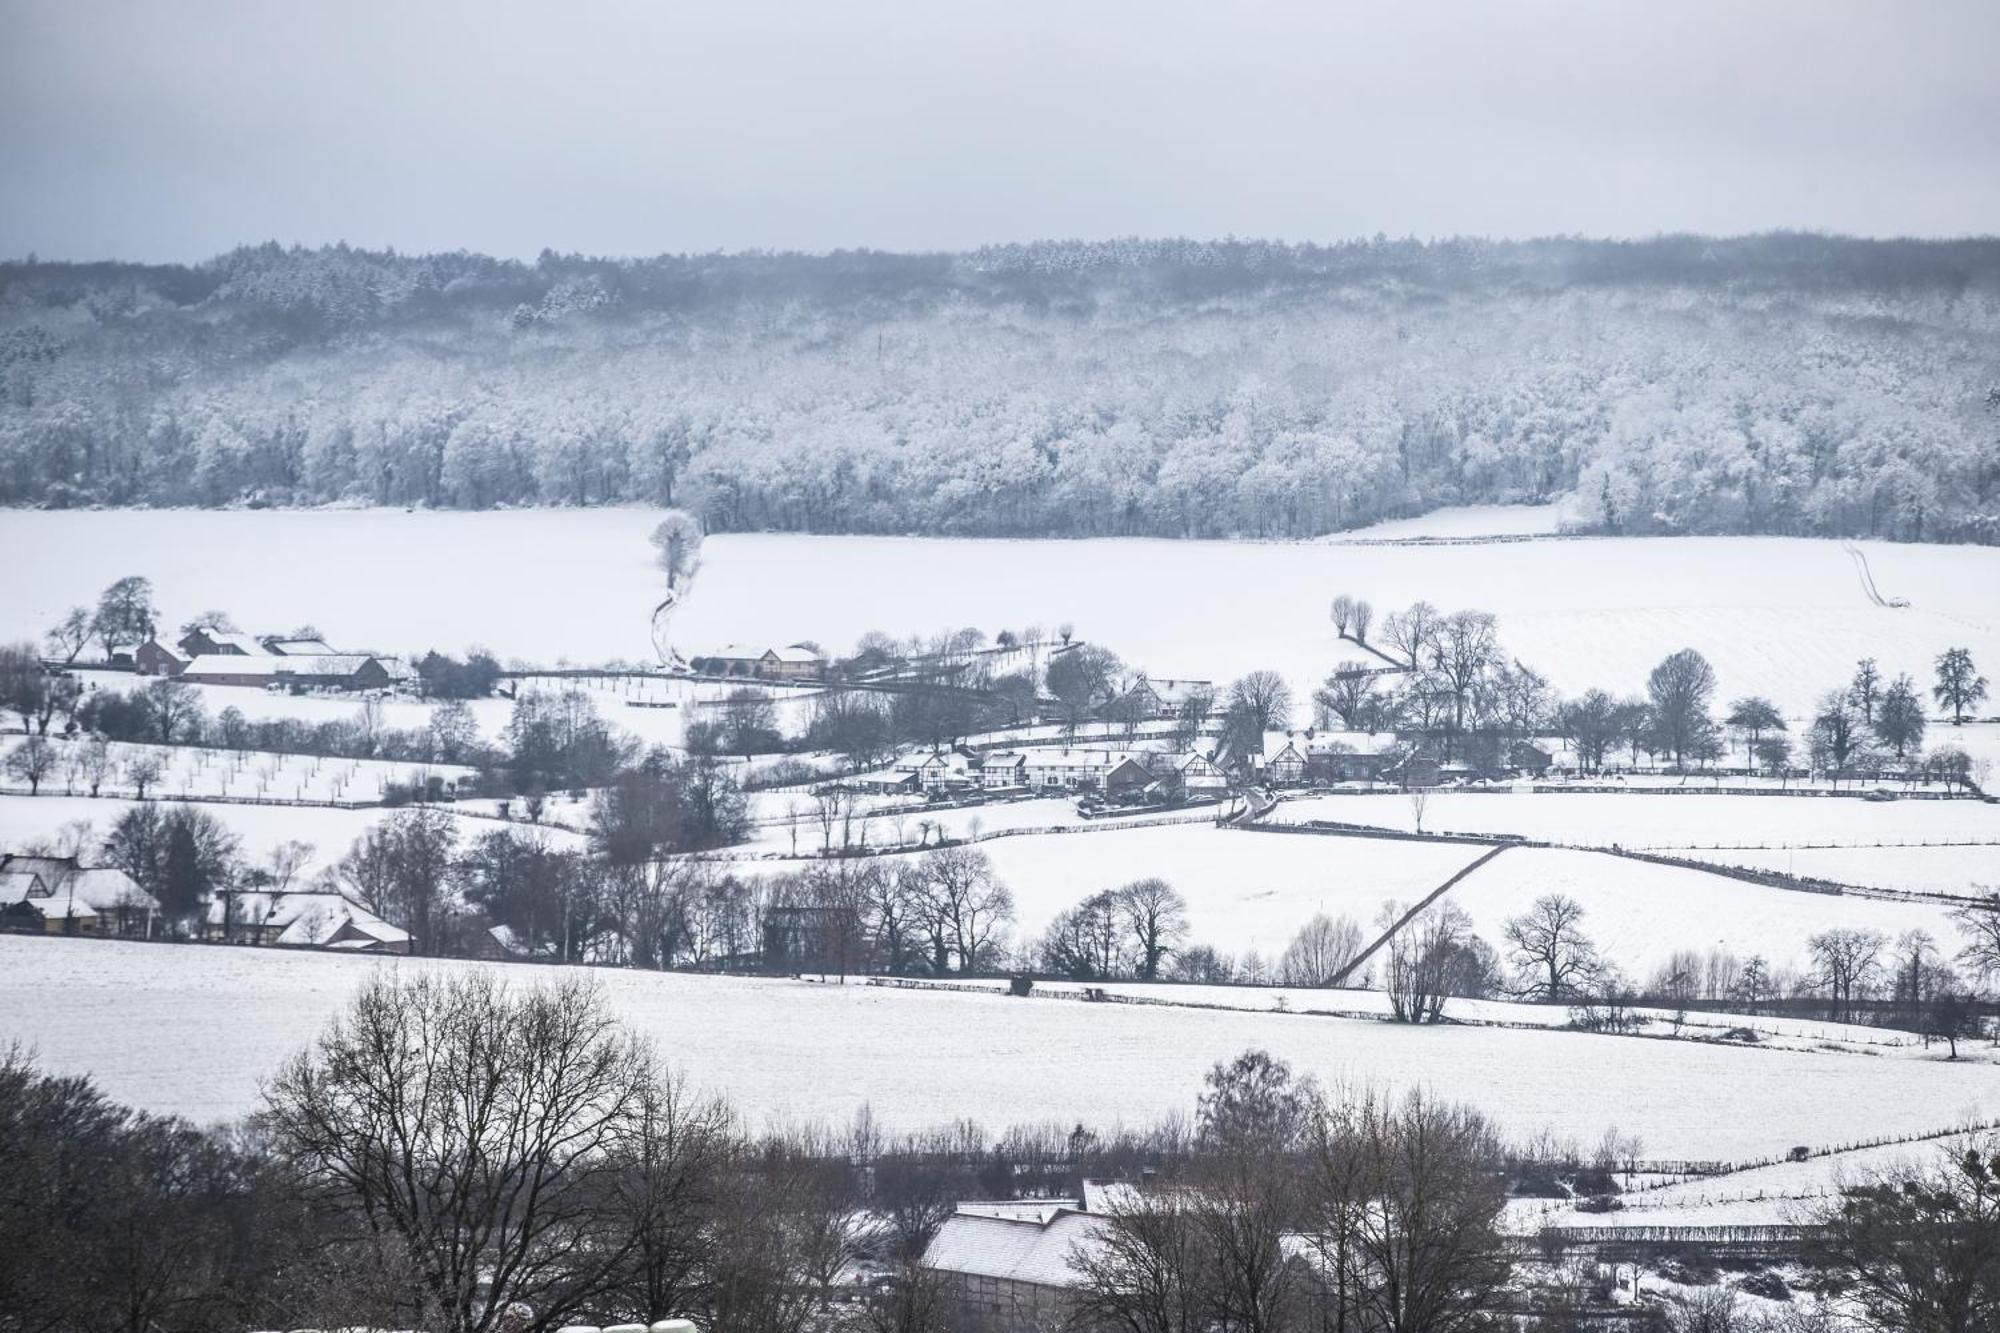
[1258, 728, 1553, 787]
[896, 744, 1231, 803]
[0, 852, 410, 953]
[134, 626, 402, 692]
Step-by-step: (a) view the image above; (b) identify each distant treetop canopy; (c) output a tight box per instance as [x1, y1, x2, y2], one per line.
[1, 234, 1995, 542]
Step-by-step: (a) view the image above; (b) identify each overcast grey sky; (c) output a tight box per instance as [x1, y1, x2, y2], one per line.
[3, 0, 1997, 262]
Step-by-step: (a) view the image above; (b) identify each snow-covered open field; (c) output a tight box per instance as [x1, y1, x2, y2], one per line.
[729, 822, 1492, 960]
[1266, 789, 2000, 855]
[5, 510, 1996, 722]
[1680, 844, 1998, 898]
[1429, 844, 1968, 981]
[3, 935, 1992, 1162]
[718, 818, 1965, 978]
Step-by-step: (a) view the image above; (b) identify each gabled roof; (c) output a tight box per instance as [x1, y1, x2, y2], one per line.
[243, 893, 410, 948]
[924, 1209, 1109, 1289]
[140, 638, 192, 662]
[0, 857, 154, 912]
[191, 630, 269, 655]
[1136, 676, 1214, 704]
[0, 871, 48, 905]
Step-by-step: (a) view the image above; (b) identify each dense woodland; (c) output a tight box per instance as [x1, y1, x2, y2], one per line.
[3, 235, 1998, 541]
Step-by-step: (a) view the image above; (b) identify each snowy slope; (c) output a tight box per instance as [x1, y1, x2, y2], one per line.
[1434, 845, 1967, 980]
[1266, 790, 2000, 855]
[730, 822, 1490, 961]
[4, 512, 1995, 720]
[1, 936, 1990, 1162]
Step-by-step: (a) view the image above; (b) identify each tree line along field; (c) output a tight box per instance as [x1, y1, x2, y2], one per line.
[5, 510, 1998, 723]
[4, 933, 1994, 1165]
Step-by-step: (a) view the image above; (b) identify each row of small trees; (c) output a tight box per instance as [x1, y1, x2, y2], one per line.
[1319, 595, 1989, 784]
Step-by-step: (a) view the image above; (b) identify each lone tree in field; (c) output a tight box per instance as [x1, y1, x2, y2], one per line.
[265, 972, 657, 1333]
[1934, 647, 1989, 725]
[1503, 894, 1606, 1000]
[1351, 599, 1373, 643]
[1331, 594, 1354, 637]
[1645, 648, 1718, 768]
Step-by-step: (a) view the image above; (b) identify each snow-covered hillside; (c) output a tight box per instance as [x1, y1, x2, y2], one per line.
[2, 935, 1990, 1161]
[5, 512, 1996, 722]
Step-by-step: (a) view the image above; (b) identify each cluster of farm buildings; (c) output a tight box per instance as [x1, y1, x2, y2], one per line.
[0, 853, 410, 953]
[133, 626, 402, 692]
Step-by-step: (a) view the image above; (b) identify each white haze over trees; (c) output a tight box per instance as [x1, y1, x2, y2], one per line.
[2, 235, 1997, 542]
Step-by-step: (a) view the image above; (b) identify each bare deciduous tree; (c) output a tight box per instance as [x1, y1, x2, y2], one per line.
[264, 972, 656, 1333]
[1280, 912, 1363, 986]
[1503, 893, 1607, 1000]
[1116, 876, 1189, 980]
[1809, 926, 1887, 1022]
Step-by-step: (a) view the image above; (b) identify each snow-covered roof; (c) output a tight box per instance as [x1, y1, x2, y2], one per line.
[923, 1208, 1109, 1288]
[1131, 676, 1213, 704]
[197, 630, 269, 655]
[0, 871, 48, 904]
[142, 639, 192, 662]
[1264, 735, 1305, 762]
[184, 654, 378, 678]
[264, 896, 408, 948]
[264, 637, 337, 655]
[0, 857, 154, 912]
[773, 644, 824, 663]
[1082, 1180, 1144, 1215]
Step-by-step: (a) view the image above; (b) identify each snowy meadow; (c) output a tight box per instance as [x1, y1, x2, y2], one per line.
[5, 508, 1997, 724]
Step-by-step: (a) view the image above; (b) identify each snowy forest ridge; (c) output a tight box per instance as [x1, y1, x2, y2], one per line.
[3, 233, 1998, 542]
